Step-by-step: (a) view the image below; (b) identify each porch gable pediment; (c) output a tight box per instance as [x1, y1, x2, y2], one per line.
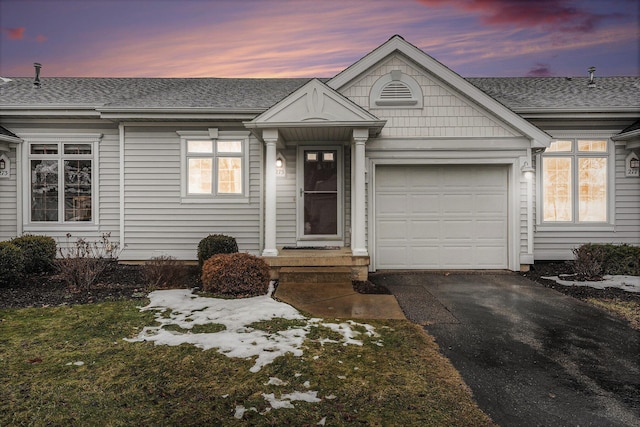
[246, 79, 385, 131]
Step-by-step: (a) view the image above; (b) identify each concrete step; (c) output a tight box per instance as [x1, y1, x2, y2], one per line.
[279, 266, 352, 285]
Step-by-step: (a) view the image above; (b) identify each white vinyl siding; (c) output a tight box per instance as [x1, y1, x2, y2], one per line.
[273, 145, 352, 248]
[7, 124, 120, 244]
[534, 142, 640, 260]
[375, 165, 508, 269]
[122, 126, 261, 260]
[0, 147, 17, 240]
[341, 53, 520, 139]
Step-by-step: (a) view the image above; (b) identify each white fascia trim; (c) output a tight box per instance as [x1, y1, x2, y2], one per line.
[515, 107, 640, 114]
[97, 107, 265, 113]
[327, 36, 551, 147]
[548, 130, 618, 139]
[0, 109, 100, 118]
[100, 112, 259, 120]
[612, 129, 640, 142]
[0, 134, 23, 143]
[19, 133, 104, 141]
[244, 120, 387, 129]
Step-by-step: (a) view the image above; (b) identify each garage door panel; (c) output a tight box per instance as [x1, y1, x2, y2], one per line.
[375, 165, 508, 270]
[377, 194, 408, 215]
[377, 246, 409, 268]
[476, 220, 506, 239]
[475, 246, 508, 267]
[476, 194, 506, 214]
[409, 195, 440, 214]
[376, 219, 407, 239]
[441, 220, 474, 239]
[410, 220, 441, 239]
[410, 247, 441, 268]
[441, 195, 475, 214]
[441, 246, 474, 268]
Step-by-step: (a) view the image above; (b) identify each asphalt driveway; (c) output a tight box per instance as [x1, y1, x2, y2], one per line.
[369, 271, 640, 427]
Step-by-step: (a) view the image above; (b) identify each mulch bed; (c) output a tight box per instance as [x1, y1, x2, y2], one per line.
[521, 261, 640, 303]
[1, 261, 637, 309]
[0, 264, 200, 309]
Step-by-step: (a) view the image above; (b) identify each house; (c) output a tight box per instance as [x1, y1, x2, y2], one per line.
[1, 35, 638, 279]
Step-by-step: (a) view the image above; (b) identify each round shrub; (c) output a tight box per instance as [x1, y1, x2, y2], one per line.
[11, 234, 57, 274]
[573, 243, 640, 279]
[201, 252, 270, 297]
[197, 234, 238, 267]
[0, 242, 25, 287]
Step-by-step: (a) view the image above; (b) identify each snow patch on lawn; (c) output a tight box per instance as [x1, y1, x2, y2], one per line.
[262, 391, 322, 409]
[542, 275, 640, 293]
[125, 288, 379, 372]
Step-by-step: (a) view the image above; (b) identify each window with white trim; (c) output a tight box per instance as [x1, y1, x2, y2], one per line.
[541, 139, 609, 223]
[179, 129, 249, 201]
[28, 140, 95, 223]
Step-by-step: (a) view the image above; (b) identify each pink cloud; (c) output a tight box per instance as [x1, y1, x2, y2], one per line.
[4, 27, 26, 40]
[526, 63, 553, 77]
[417, 0, 615, 33]
[35, 34, 47, 43]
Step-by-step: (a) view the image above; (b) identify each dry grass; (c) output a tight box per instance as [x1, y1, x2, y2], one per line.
[587, 298, 640, 330]
[0, 300, 494, 426]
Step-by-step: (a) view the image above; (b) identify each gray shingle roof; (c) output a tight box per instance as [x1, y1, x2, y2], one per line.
[466, 77, 640, 110]
[0, 77, 313, 110]
[1, 75, 638, 112]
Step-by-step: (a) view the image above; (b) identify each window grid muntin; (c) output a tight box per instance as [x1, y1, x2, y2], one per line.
[542, 139, 608, 224]
[185, 138, 245, 197]
[28, 141, 94, 223]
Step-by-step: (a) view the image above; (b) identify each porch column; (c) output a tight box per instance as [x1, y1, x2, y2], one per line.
[262, 129, 279, 256]
[351, 129, 368, 256]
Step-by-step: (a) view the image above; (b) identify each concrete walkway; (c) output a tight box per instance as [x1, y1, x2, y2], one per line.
[275, 281, 405, 320]
[370, 271, 640, 427]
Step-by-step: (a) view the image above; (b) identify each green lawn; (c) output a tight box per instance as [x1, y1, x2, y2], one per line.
[0, 299, 494, 426]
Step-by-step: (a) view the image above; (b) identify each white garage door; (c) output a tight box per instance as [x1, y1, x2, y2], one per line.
[375, 165, 508, 269]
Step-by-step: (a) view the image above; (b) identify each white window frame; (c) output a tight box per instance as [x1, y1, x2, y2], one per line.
[537, 135, 615, 230]
[22, 133, 101, 229]
[178, 129, 250, 204]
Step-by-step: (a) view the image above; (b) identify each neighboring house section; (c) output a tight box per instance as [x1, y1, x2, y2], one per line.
[1, 35, 638, 272]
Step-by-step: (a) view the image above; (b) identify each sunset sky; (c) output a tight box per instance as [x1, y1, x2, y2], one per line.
[1, 0, 638, 78]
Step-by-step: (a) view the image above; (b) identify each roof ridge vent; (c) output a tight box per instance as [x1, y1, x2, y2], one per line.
[33, 63, 41, 88]
[587, 66, 596, 88]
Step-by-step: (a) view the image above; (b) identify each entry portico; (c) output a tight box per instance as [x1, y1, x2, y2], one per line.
[245, 79, 385, 258]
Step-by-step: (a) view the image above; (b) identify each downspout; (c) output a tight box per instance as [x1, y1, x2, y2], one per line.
[119, 123, 125, 252]
[15, 143, 23, 236]
[526, 147, 534, 257]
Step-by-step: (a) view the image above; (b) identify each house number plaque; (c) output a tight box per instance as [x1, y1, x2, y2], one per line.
[0, 154, 9, 179]
[625, 152, 639, 177]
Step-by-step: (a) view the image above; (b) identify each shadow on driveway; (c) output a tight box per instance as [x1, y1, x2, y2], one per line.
[370, 271, 640, 427]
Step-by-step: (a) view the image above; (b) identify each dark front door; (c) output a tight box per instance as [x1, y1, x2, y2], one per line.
[298, 146, 342, 243]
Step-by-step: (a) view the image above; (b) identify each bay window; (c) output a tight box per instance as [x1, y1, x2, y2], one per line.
[542, 139, 609, 223]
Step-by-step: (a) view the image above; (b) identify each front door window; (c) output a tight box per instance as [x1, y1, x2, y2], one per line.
[301, 149, 340, 237]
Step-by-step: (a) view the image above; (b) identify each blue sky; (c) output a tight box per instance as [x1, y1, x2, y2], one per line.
[1, 0, 638, 78]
